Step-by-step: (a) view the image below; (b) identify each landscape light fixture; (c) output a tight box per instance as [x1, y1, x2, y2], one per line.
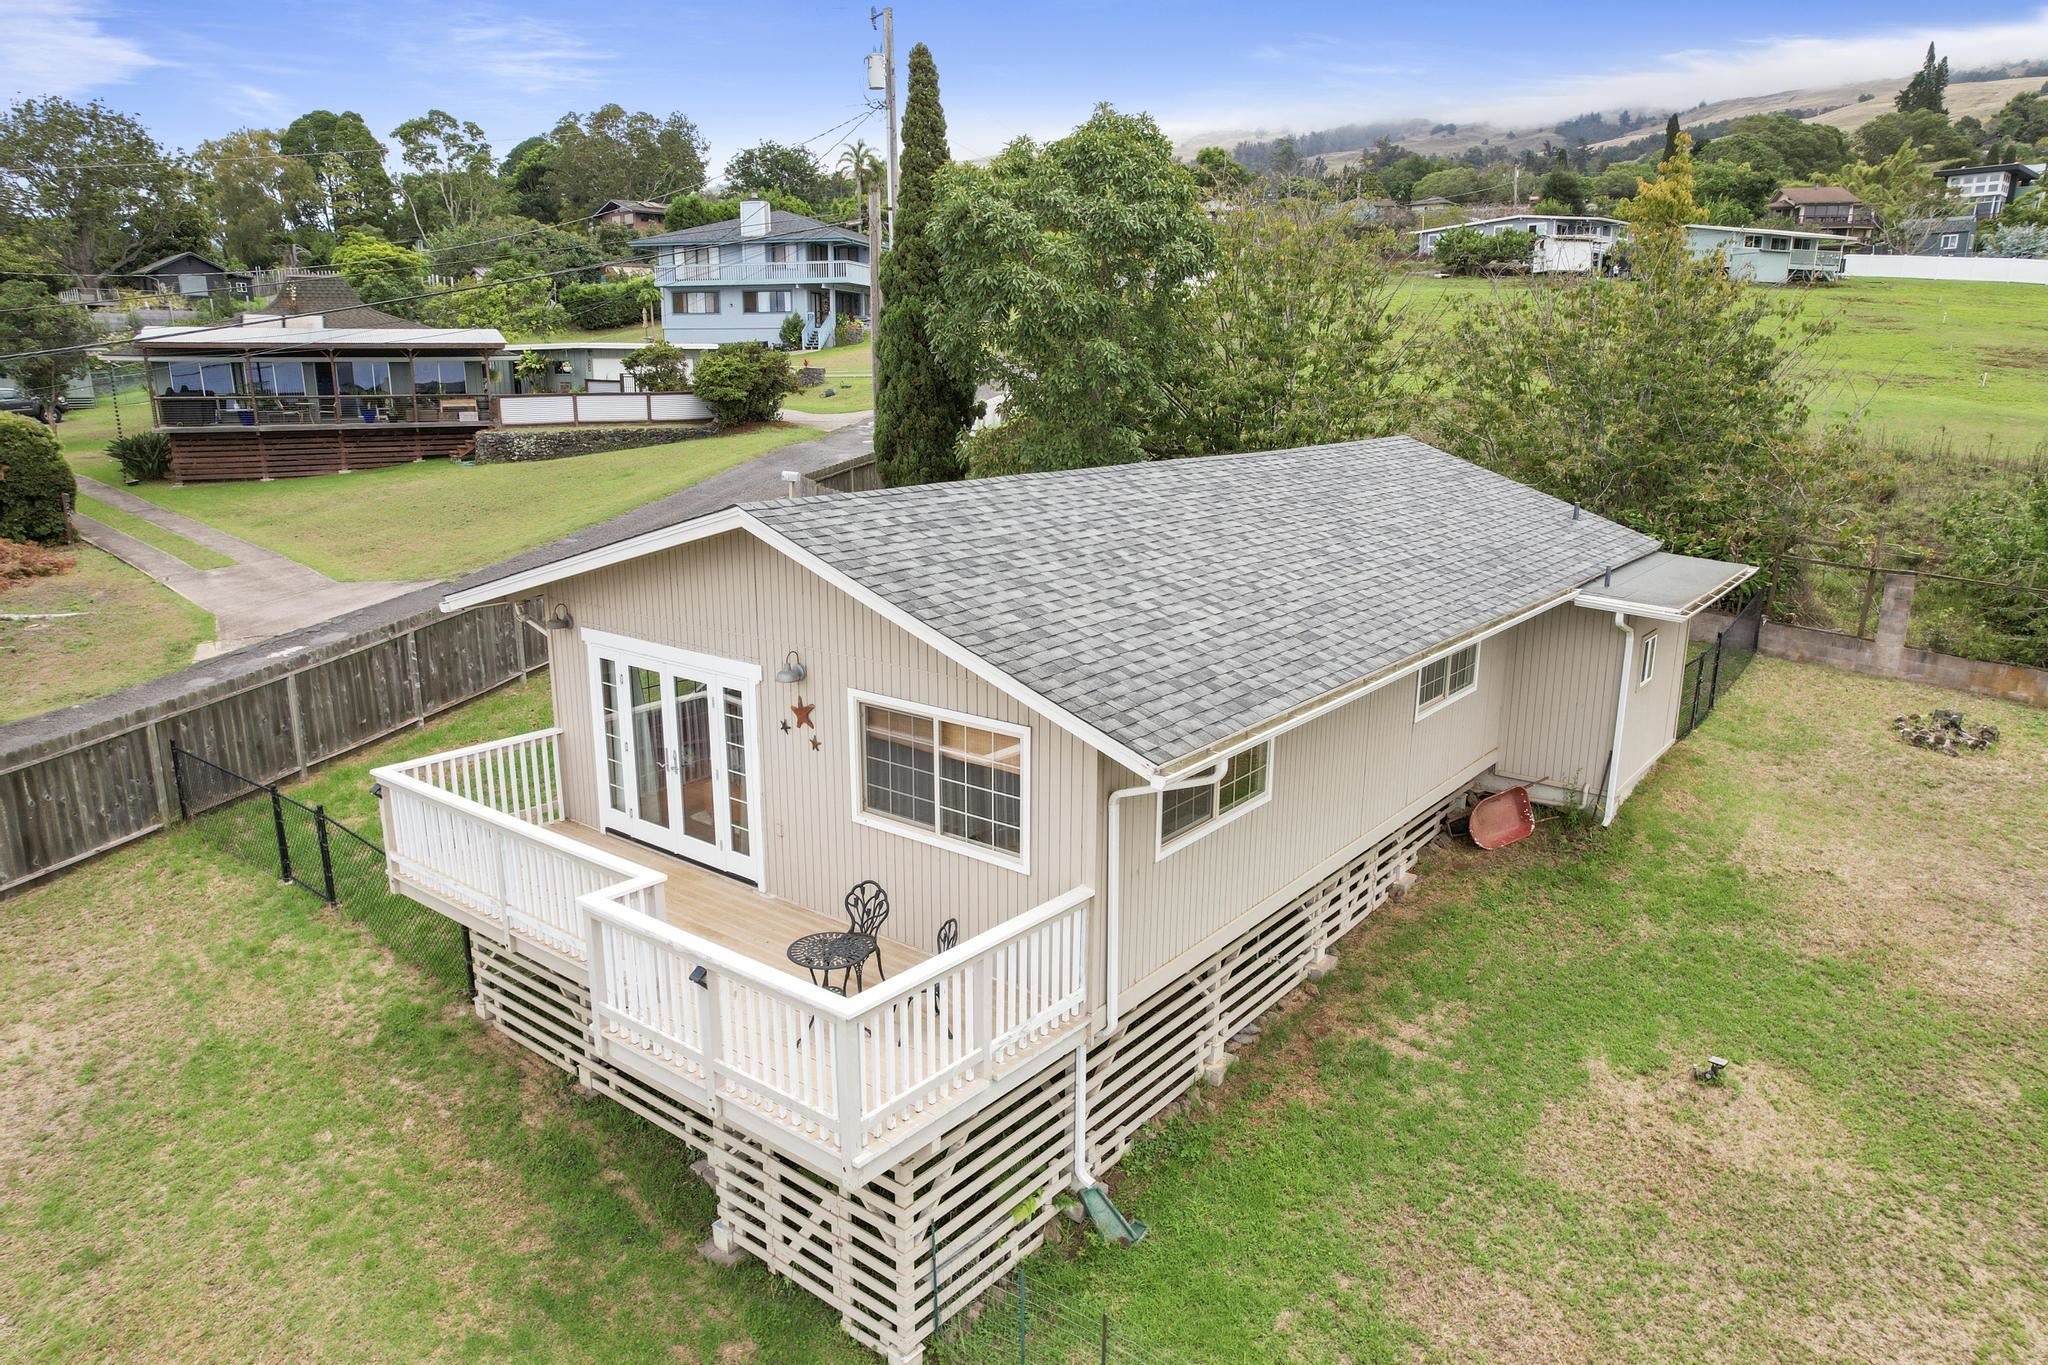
[775, 650, 808, 684]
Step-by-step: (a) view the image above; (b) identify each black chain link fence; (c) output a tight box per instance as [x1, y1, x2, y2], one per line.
[172, 744, 473, 997]
[1676, 591, 1764, 739]
[927, 1250, 1164, 1364]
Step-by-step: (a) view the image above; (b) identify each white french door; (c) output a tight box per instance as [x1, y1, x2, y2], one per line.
[586, 632, 762, 883]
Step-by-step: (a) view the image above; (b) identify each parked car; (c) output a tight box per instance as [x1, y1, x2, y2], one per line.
[0, 391, 66, 423]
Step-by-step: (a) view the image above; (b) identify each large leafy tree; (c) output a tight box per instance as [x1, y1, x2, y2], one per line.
[0, 282, 97, 421]
[1992, 89, 2048, 145]
[1698, 115, 1851, 179]
[193, 128, 318, 267]
[279, 110, 397, 239]
[1428, 135, 1849, 567]
[1854, 109, 1972, 163]
[331, 230, 426, 312]
[546, 106, 707, 220]
[873, 43, 979, 486]
[0, 97, 204, 286]
[929, 104, 1213, 473]
[391, 109, 498, 238]
[1161, 199, 1416, 455]
[721, 142, 839, 210]
[1829, 142, 1951, 254]
[1896, 43, 1950, 114]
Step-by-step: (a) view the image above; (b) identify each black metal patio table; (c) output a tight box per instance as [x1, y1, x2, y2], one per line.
[787, 930, 878, 996]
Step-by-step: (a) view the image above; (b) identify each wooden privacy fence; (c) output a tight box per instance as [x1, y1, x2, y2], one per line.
[0, 586, 544, 895]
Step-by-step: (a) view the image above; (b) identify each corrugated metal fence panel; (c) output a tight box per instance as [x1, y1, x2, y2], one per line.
[0, 729, 161, 886]
[299, 636, 416, 766]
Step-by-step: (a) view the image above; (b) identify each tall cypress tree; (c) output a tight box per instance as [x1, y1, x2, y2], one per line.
[1662, 113, 1681, 163]
[874, 43, 978, 486]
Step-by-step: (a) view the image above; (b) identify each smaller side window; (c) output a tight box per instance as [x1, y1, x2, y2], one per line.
[1416, 643, 1480, 717]
[1639, 631, 1658, 687]
[1158, 742, 1272, 855]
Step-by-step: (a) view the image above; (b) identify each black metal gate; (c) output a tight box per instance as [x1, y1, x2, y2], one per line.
[1677, 592, 1764, 739]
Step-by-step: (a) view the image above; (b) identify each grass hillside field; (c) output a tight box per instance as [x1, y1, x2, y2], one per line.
[4, 662, 2042, 1358]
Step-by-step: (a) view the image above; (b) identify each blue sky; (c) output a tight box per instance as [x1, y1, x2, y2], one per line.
[9, 0, 2048, 172]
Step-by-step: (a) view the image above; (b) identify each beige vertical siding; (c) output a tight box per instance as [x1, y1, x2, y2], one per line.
[1109, 634, 1513, 1001]
[542, 531, 1099, 956]
[1496, 604, 1624, 801]
[1616, 615, 1686, 800]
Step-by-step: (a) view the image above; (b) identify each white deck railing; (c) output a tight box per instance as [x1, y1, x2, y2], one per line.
[375, 729, 1092, 1174]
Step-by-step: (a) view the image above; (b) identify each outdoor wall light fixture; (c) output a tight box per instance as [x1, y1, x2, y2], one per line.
[775, 650, 808, 684]
[546, 606, 574, 630]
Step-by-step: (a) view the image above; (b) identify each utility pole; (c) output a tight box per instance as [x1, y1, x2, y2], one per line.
[872, 6, 898, 245]
[866, 187, 884, 372]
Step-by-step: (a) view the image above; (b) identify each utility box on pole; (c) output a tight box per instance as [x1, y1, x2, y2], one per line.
[866, 52, 886, 89]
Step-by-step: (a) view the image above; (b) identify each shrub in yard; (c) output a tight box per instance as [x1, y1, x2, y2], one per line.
[1431, 226, 1536, 275]
[691, 343, 800, 425]
[107, 431, 173, 483]
[621, 340, 691, 393]
[0, 413, 75, 545]
[558, 280, 651, 330]
[779, 312, 807, 349]
[0, 537, 72, 589]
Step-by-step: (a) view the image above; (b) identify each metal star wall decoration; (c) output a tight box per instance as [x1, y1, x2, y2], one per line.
[809, 735, 821, 751]
[779, 718, 792, 734]
[791, 696, 816, 729]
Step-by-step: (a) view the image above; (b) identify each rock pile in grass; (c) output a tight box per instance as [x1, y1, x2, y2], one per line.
[1892, 709, 1999, 756]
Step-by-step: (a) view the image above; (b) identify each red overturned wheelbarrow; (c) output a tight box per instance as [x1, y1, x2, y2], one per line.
[1467, 783, 1539, 850]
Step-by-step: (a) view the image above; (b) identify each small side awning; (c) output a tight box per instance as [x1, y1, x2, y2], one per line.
[1575, 551, 1757, 622]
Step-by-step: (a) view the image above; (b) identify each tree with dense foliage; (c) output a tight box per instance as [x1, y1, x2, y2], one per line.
[194, 128, 318, 267]
[1698, 115, 1852, 179]
[1409, 166, 1510, 204]
[1830, 143, 1951, 254]
[501, 137, 559, 222]
[620, 340, 692, 391]
[1978, 222, 2048, 257]
[558, 278, 657, 329]
[1430, 134, 1848, 568]
[1854, 109, 1973, 163]
[1896, 43, 1950, 114]
[280, 110, 397, 239]
[0, 283, 96, 422]
[1663, 114, 1682, 162]
[1937, 476, 2048, 665]
[332, 230, 426, 311]
[663, 189, 813, 231]
[1190, 146, 1253, 193]
[1536, 167, 1589, 212]
[1992, 89, 2048, 144]
[391, 109, 498, 239]
[1693, 157, 1780, 219]
[0, 97, 204, 285]
[836, 139, 884, 222]
[690, 343, 798, 423]
[1591, 159, 1656, 201]
[546, 106, 708, 220]
[423, 215, 607, 283]
[1160, 199, 1416, 454]
[0, 413, 77, 545]
[723, 142, 840, 210]
[929, 104, 1212, 474]
[874, 43, 979, 486]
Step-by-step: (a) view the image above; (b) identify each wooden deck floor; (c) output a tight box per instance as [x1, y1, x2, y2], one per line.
[548, 822, 929, 986]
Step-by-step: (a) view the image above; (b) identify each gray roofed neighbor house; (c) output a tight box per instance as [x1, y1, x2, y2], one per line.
[742, 438, 1658, 769]
[265, 273, 419, 329]
[633, 208, 867, 250]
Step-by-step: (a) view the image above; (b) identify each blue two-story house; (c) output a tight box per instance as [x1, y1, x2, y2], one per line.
[633, 199, 871, 351]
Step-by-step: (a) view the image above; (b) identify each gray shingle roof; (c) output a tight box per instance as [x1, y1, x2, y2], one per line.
[745, 437, 1657, 770]
[633, 208, 867, 249]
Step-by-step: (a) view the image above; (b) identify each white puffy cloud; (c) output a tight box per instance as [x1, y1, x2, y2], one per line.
[0, 0, 160, 98]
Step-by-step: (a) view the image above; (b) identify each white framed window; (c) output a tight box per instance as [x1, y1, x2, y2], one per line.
[1939, 233, 1960, 251]
[1638, 631, 1658, 687]
[1415, 642, 1480, 718]
[671, 290, 717, 314]
[742, 289, 792, 314]
[849, 691, 1029, 871]
[1157, 742, 1273, 858]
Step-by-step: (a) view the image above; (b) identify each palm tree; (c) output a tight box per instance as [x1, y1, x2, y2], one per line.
[838, 139, 884, 226]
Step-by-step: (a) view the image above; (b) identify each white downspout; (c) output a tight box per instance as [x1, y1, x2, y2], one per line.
[1601, 610, 1634, 827]
[1103, 762, 1226, 1038]
[1072, 1044, 1094, 1186]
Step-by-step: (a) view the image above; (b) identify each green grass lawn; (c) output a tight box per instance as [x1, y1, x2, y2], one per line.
[72, 495, 234, 570]
[3, 660, 2042, 1359]
[784, 340, 875, 414]
[64, 424, 819, 583]
[1398, 274, 2048, 460]
[0, 546, 214, 721]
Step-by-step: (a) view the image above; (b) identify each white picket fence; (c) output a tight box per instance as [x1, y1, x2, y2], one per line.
[497, 392, 714, 426]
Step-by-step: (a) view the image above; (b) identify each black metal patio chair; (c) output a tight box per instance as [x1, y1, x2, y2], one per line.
[844, 879, 890, 981]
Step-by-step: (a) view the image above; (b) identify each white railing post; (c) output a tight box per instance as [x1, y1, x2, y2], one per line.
[833, 1016, 862, 1158]
[975, 952, 996, 1076]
